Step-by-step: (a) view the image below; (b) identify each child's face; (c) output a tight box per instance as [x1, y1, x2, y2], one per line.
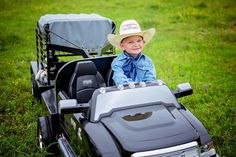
[120, 35, 145, 57]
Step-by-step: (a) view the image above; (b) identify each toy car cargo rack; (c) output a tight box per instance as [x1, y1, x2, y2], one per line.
[35, 13, 116, 84]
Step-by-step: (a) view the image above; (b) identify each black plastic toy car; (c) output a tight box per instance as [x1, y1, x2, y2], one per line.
[31, 14, 219, 157]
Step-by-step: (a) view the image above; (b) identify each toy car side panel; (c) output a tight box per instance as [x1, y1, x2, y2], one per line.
[68, 113, 121, 157]
[83, 122, 121, 157]
[179, 108, 212, 145]
[63, 113, 94, 157]
[41, 88, 57, 114]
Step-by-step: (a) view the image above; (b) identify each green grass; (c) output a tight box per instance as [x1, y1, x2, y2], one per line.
[0, 0, 235, 156]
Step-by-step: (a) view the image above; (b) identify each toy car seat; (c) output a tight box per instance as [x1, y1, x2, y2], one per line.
[68, 60, 106, 103]
[106, 68, 115, 86]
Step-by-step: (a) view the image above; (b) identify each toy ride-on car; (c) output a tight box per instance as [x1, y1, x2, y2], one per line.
[31, 14, 219, 157]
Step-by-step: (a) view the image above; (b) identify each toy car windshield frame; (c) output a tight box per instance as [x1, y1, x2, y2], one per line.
[89, 83, 180, 122]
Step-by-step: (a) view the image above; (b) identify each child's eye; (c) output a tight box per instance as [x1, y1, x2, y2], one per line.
[137, 39, 142, 42]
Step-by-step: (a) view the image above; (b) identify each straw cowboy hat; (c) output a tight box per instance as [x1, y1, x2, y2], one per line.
[107, 19, 155, 49]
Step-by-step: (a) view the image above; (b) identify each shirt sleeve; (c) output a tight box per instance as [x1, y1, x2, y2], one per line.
[111, 57, 134, 85]
[141, 56, 156, 82]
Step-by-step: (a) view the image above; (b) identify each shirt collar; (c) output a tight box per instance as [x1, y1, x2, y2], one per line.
[118, 51, 144, 61]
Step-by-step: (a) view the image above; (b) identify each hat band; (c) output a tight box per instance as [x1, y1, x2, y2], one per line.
[120, 23, 141, 34]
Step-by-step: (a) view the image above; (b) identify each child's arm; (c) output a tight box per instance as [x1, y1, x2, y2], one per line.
[142, 58, 157, 82]
[111, 59, 134, 85]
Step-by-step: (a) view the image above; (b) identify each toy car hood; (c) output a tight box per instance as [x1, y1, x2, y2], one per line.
[89, 84, 199, 152]
[101, 104, 198, 152]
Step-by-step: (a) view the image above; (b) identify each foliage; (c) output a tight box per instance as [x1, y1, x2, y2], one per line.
[0, 0, 235, 156]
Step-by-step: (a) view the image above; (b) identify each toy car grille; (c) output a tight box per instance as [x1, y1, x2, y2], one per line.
[131, 141, 200, 157]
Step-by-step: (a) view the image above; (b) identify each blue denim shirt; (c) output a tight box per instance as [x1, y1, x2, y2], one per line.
[111, 52, 156, 85]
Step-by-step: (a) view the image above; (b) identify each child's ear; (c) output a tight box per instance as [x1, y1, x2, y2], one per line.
[120, 43, 125, 50]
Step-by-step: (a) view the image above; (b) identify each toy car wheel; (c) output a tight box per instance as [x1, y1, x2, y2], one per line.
[38, 116, 52, 147]
[31, 74, 40, 99]
[37, 116, 58, 155]
[38, 130, 44, 149]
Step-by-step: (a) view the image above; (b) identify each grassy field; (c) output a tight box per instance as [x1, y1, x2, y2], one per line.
[0, 0, 235, 156]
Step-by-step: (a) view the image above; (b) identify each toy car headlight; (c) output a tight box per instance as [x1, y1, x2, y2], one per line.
[99, 87, 106, 93]
[139, 82, 146, 87]
[200, 141, 217, 156]
[128, 82, 135, 88]
[117, 84, 124, 90]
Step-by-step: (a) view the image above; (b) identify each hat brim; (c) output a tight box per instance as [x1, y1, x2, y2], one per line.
[107, 28, 155, 49]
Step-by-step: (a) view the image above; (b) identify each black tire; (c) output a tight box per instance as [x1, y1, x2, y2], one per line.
[32, 74, 40, 99]
[37, 116, 59, 156]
